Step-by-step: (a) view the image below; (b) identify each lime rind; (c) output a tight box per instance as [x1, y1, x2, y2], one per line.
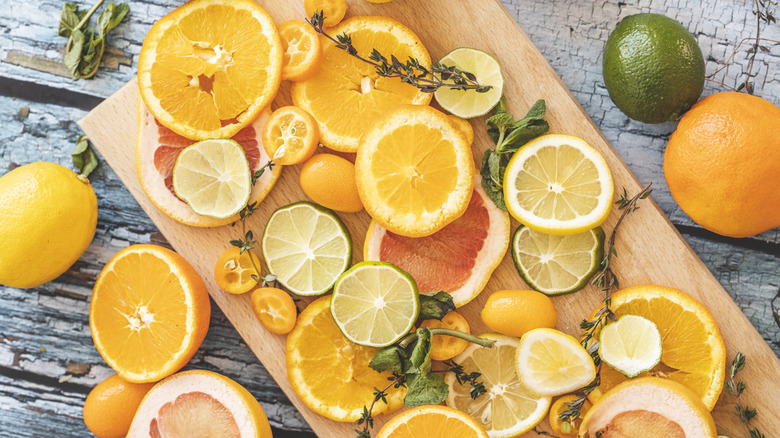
[261, 201, 352, 296]
[331, 261, 419, 348]
[511, 225, 604, 296]
[172, 139, 252, 219]
[434, 47, 504, 119]
[599, 314, 663, 378]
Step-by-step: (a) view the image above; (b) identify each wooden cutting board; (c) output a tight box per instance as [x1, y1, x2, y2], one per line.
[78, 0, 779, 435]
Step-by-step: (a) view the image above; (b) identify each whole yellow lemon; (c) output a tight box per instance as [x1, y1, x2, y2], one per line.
[481, 289, 558, 337]
[0, 162, 97, 288]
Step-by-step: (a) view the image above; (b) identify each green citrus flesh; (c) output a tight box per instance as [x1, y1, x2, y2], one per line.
[331, 261, 419, 348]
[434, 48, 504, 119]
[511, 225, 604, 296]
[603, 13, 704, 123]
[599, 315, 663, 378]
[261, 202, 352, 296]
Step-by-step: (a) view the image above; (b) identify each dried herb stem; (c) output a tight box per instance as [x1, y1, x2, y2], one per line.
[726, 352, 766, 438]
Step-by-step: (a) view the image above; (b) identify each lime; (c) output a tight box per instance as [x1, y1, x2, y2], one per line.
[599, 315, 663, 378]
[603, 13, 705, 123]
[446, 334, 552, 437]
[515, 328, 596, 397]
[261, 202, 351, 296]
[331, 261, 419, 348]
[512, 225, 604, 296]
[503, 134, 614, 235]
[172, 139, 251, 219]
[434, 48, 504, 119]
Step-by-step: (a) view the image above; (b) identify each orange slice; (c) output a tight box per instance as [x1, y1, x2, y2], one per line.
[586, 285, 726, 410]
[279, 20, 323, 82]
[128, 370, 272, 438]
[90, 245, 211, 383]
[364, 181, 509, 306]
[262, 106, 320, 165]
[375, 405, 489, 438]
[356, 105, 475, 237]
[292, 16, 432, 152]
[303, 0, 347, 27]
[138, 0, 283, 140]
[136, 98, 282, 227]
[285, 296, 405, 422]
[213, 247, 260, 295]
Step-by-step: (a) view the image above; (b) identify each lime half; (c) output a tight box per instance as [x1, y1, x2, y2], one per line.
[261, 202, 351, 296]
[434, 48, 504, 119]
[331, 261, 419, 348]
[172, 139, 251, 219]
[512, 225, 604, 296]
[599, 315, 663, 378]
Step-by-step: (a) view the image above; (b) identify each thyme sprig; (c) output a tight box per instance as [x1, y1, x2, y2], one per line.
[442, 359, 487, 399]
[725, 352, 766, 438]
[559, 183, 653, 423]
[306, 11, 491, 93]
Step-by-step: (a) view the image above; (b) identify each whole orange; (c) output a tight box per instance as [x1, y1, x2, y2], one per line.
[664, 92, 780, 237]
[299, 153, 364, 213]
[83, 374, 154, 438]
[480, 289, 558, 337]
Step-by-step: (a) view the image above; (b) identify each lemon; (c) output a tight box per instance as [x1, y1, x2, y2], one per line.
[446, 334, 552, 437]
[503, 134, 614, 235]
[434, 48, 504, 118]
[512, 225, 604, 295]
[261, 202, 352, 296]
[172, 139, 251, 219]
[331, 262, 419, 348]
[515, 328, 596, 397]
[0, 162, 97, 289]
[599, 315, 662, 378]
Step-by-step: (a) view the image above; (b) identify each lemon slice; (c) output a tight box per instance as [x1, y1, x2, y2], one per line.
[434, 48, 504, 119]
[261, 202, 351, 296]
[446, 333, 552, 438]
[172, 139, 251, 219]
[512, 225, 604, 296]
[599, 315, 663, 378]
[503, 134, 614, 235]
[515, 328, 596, 397]
[331, 262, 419, 348]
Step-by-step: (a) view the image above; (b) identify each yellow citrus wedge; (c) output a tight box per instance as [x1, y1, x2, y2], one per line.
[286, 296, 405, 422]
[138, 0, 283, 140]
[90, 245, 210, 383]
[356, 105, 475, 237]
[585, 285, 726, 410]
[376, 405, 489, 438]
[128, 370, 272, 438]
[292, 16, 432, 152]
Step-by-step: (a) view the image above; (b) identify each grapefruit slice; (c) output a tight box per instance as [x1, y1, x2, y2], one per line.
[136, 98, 282, 227]
[364, 179, 510, 307]
[128, 370, 272, 438]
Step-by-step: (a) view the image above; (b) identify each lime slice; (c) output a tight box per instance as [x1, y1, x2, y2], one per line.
[172, 139, 251, 219]
[261, 202, 352, 296]
[599, 315, 663, 378]
[446, 333, 552, 437]
[515, 328, 596, 396]
[331, 261, 419, 348]
[434, 48, 504, 119]
[512, 225, 604, 296]
[503, 134, 614, 236]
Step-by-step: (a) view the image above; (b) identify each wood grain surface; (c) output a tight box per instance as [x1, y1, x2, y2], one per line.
[75, 0, 780, 436]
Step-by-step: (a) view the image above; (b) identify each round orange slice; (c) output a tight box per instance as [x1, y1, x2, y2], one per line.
[375, 405, 489, 438]
[138, 0, 283, 140]
[90, 245, 211, 383]
[136, 98, 282, 227]
[364, 180, 509, 306]
[128, 370, 272, 438]
[262, 106, 320, 165]
[292, 16, 432, 152]
[356, 105, 475, 237]
[279, 19, 323, 82]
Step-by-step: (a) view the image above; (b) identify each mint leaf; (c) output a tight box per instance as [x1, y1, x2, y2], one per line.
[495, 119, 549, 155]
[64, 29, 86, 77]
[417, 291, 455, 322]
[58, 3, 87, 37]
[72, 135, 99, 177]
[479, 149, 507, 210]
[486, 112, 514, 131]
[369, 346, 409, 374]
[403, 328, 448, 406]
[108, 3, 130, 31]
[522, 99, 547, 121]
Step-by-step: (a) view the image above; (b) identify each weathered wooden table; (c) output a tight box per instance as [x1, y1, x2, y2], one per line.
[1, 1, 778, 436]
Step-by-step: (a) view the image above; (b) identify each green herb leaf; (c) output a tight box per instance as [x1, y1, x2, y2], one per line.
[417, 291, 456, 322]
[486, 112, 514, 131]
[369, 345, 409, 374]
[479, 149, 507, 210]
[59, 3, 88, 37]
[59, 2, 129, 80]
[403, 328, 448, 406]
[72, 135, 99, 177]
[64, 30, 86, 77]
[522, 99, 547, 120]
[495, 119, 549, 154]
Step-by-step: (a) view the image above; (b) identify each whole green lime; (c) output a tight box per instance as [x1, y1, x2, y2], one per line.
[603, 13, 705, 124]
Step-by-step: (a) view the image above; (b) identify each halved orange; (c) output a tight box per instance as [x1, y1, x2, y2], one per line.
[138, 0, 283, 140]
[279, 19, 323, 82]
[292, 16, 432, 152]
[356, 105, 475, 237]
[375, 405, 489, 438]
[90, 245, 211, 383]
